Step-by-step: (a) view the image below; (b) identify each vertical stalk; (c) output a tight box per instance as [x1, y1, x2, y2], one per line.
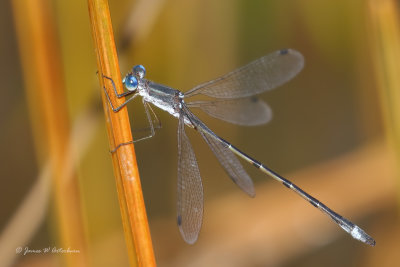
[87, 0, 156, 266]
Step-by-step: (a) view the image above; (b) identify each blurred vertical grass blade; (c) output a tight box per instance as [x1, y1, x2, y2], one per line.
[87, 0, 156, 266]
[368, 0, 400, 205]
[12, 0, 88, 266]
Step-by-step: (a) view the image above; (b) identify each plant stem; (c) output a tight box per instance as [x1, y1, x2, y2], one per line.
[88, 0, 156, 266]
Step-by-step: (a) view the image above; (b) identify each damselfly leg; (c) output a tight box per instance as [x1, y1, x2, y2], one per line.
[102, 74, 161, 151]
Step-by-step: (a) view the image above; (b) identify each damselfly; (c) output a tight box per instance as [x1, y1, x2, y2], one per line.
[103, 49, 375, 246]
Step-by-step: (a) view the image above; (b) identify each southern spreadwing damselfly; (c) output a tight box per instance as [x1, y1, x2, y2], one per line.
[102, 49, 375, 246]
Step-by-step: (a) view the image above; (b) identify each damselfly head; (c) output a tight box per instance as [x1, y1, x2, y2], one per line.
[123, 74, 138, 91]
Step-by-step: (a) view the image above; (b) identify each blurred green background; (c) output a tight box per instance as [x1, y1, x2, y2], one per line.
[1, 0, 398, 266]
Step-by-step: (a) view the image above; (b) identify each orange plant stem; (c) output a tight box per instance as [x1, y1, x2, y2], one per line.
[87, 0, 156, 266]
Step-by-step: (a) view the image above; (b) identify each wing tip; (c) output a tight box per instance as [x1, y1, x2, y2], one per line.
[177, 214, 201, 244]
[277, 48, 305, 75]
[179, 228, 199, 245]
[242, 184, 256, 198]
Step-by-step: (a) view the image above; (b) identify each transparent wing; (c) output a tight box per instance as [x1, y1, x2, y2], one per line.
[177, 112, 203, 244]
[184, 49, 304, 99]
[182, 106, 255, 196]
[187, 97, 272, 126]
[199, 130, 255, 197]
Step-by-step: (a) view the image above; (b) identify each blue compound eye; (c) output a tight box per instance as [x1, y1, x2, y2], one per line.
[133, 65, 146, 79]
[124, 75, 138, 91]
